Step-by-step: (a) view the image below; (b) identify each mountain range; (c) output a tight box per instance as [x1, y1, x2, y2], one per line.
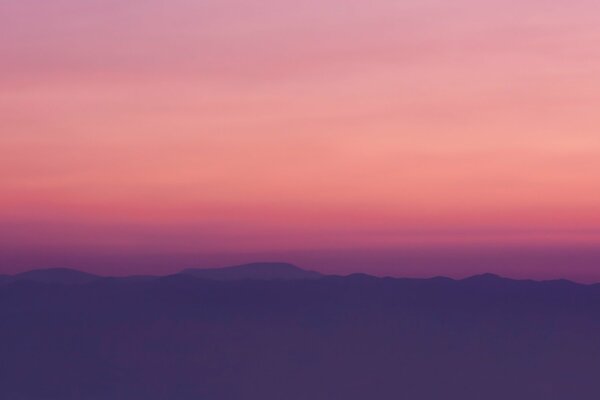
[1, 262, 600, 399]
[0, 262, 321, 285]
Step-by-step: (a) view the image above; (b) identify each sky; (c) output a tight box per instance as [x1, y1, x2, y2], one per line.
[1, 0, 600, 279]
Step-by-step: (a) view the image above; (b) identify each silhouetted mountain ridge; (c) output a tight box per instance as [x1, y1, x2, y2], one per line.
[181, 262, 322, 280]
[1, 266, 600, 399]
[0, 264, 593, 287]
[0, 263, 322, 284]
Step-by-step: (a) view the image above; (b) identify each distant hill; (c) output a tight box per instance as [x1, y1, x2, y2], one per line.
[180, 262, 323, 280]
[10, 268, 100, 284]
[0, 263, 322, 285]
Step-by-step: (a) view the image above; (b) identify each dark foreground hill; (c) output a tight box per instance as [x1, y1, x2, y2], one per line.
[1, 270, 600, 399]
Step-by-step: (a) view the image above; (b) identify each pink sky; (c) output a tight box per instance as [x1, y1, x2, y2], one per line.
[1, 0, 600, 278]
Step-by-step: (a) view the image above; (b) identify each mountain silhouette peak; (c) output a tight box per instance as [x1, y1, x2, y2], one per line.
[461, 273, 516, 286]
[180, 262, 322, 281]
